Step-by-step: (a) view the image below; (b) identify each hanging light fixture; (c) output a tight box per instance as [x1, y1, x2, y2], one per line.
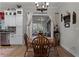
[35, 2, 49, 34]
[35, 2, 49, 12]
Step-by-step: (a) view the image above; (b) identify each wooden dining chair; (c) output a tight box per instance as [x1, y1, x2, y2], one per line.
[32, 33, 50, 57]
[53, 38, 59, 56]
[24, 33, 28, 57]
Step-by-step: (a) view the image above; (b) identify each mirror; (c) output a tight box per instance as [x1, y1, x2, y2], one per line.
[32, 13, 51, 37]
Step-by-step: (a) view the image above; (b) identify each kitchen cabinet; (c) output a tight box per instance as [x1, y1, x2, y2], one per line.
[5, 10, 16, 27]
[10, 33, 16, 45]
[9, 9, 23, 45]
[0, 32, 10, 46]
[2, 9, 24, 45]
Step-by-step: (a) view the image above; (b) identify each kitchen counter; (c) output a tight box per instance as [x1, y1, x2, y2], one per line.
[0, 29, 15, 33]
[0, 28, 16, 46]
[0, 32, 10, 46]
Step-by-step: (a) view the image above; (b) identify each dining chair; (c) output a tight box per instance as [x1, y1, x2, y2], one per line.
[32, 33, 50, 57]
[53, 38, 59, 56]
[24, 33, 28, 57]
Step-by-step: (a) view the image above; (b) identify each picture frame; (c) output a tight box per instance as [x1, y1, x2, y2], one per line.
[61, 14, 63, 22]
[72, 11, 76, 24]
[63, 12, 70, 28]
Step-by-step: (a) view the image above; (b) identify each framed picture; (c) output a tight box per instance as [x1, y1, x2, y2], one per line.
[63, 12, 70, 28]
[9, 12, 12, 15]
[72, 11, 76, 24]
[13, 12, 16, 15]
[0, 12, 4, 20]
[61, 14, 63, 22]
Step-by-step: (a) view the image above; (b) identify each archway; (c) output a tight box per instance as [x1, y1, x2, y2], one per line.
[32, 11, 53, 39]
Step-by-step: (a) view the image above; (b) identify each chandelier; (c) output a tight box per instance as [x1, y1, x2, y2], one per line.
[35, 2, 49, 12]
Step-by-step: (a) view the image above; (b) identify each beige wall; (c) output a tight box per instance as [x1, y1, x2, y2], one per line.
[57, 3, 79, 57]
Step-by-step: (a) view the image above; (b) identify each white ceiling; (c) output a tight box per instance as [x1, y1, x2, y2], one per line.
[0, 2, 79, 10]
[0, 2, 60, 10]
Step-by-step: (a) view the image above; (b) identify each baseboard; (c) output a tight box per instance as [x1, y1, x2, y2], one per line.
[61, 44, 77, 57]
[0, 44, 10, 46]
[10, 44, 24, 46]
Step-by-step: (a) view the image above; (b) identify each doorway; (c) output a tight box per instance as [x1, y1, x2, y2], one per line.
[32, 12, 51, 39]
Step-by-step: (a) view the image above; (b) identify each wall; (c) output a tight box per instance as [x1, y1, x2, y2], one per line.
[0, 2, 35, 44]
[0, 2, 58, 45]
[47, 7, 56, 39]
[57, 3, 79, 57]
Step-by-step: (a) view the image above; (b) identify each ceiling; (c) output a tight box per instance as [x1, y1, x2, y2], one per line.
[0, 2, 60, 10]
[0, 2, 79, 11]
